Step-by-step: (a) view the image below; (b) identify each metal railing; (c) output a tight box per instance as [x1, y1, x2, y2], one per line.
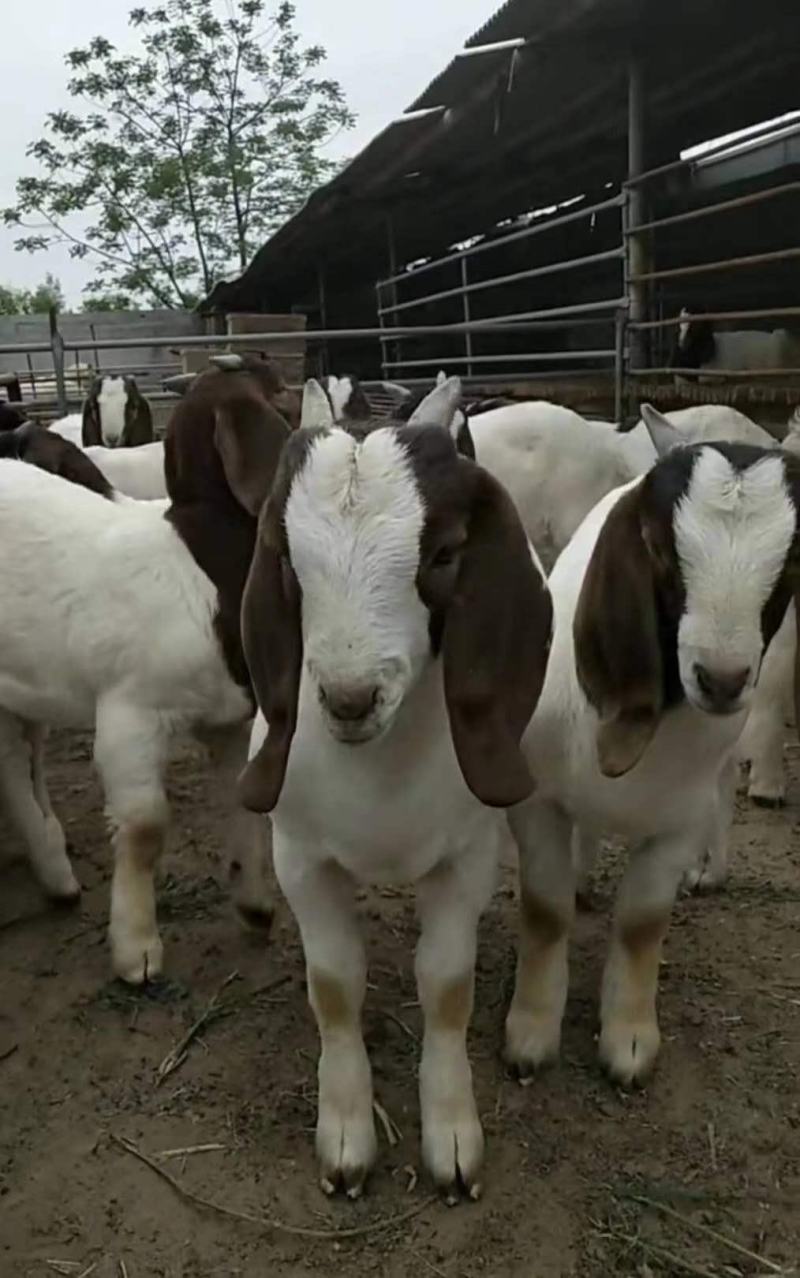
[374, 192, 627, 385]
[623, 160, 800, 389]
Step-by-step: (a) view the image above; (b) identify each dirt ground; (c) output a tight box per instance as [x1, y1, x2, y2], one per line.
[1, 729, 798, 1278]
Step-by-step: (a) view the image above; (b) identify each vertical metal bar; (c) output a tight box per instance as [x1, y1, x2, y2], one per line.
[49, 307, 67, 416]
[386, 216, 401, 377]
[627, 56, 648, 372]
[614, 308, 626, 424]
[460, 258, 473, 377]
[376, 280, 389, 379]
[317, 265, 329, 378]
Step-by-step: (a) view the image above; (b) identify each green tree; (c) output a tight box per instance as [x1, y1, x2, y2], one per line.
[4, 0, 353, 309]
[81, 292, 134, 312]
[0, 273, 64, 315]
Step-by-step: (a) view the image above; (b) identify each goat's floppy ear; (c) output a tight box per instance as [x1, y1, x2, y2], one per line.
[238, 503, 303, 813]
[443, 469, 551, 807]
[640, 403, 682, 459]
[124, 379, 153, 446]
[574, 483, 662, 777]
[81, 382, 101, 447]
[214, 401, 290, 517]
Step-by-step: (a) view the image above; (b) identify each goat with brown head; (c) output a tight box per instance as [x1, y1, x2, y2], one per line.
[575, 404, 800, 778]
[82, 374, 154, 448]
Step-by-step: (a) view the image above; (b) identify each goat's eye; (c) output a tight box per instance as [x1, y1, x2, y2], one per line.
[430, 544, 462, 570]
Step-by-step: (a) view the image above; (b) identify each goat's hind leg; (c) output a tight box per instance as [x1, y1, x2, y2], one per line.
[0, 712, 78, 901]
[95, 699, 170, 983]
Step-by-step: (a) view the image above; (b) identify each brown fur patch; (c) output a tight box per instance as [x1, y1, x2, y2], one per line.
[308, 968, 352, 1029]
[521, 890, 570, 945]
[434, 975, 473, 1031]
[121, 823, 165, 872]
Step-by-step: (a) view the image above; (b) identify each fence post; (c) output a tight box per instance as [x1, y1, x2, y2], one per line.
[49, 307, 68, 417]
[614, 307, 626, 425]
[460, 258, 473, 378]
[626, 56, 649, 373]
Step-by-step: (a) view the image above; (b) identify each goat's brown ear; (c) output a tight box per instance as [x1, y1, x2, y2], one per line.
[574, 483, 662, 777]
[124, 381, 153, 446]
[214, 402, 290, 517]
[81, 387, 100, 447]
[443, 469, 551, 807]
[238, 512, 303, 813]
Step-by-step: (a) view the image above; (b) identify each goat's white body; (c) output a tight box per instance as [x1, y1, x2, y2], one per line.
[251, 660, 503, 1196]
[0, 461, 252, 978]
[48, 413, 83, 445]
[700, 329, 800, 377]
[262, 665, 502, 885]
[0, 462, 246, 732]
[594, 405, 777, 476]
[85, 440, 167, 500]
[506, 474, 758, 1086]
[468, 402, 637, 565]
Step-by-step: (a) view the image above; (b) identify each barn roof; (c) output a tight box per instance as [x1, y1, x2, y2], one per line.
[203, 0, 800, 312]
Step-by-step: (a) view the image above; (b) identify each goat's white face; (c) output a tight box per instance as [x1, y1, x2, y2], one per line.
[284, 428, 431, 744]
[673, 448, 795, 716]
[97, 376, 127, 446]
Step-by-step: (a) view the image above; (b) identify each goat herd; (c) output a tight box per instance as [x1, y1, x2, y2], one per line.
[0, 357, 798, 1205]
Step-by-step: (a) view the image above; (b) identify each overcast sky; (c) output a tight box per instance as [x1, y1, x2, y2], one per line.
[0, 0, 494, 304]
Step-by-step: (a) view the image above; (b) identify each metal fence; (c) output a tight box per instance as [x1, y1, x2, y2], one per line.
[624, 149, 800, 397]
[374, 192, 627, 407]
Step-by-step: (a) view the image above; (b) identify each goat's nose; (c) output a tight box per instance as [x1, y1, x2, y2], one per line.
[694, 662, 750, 707]
[320, 683, 379, 722]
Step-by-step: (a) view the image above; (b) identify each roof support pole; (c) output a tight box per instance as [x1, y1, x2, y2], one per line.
[626, 55, 650, 374]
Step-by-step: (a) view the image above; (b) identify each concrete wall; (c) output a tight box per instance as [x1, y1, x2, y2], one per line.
[0, 309, 204, 397]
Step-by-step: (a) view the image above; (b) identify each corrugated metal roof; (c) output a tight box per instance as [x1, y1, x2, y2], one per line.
[203, 0, 800, 313]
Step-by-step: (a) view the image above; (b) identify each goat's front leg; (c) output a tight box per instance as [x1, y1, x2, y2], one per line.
[198, 721, 275, 932]
[505, 799, 575, 1079]
[600, 830, 699, 1085]
[415, 844, 496, 1202]
[273, 833, 376, 1197]
[683, 755, 736, 893]
[0, 712, 78, 901]
[95, 699, 169, 983]
[740, 607, 793, 807]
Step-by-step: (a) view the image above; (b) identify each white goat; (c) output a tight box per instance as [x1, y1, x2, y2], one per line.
[238, 377, 552, 1200]
[0, 360, 291, 981]
[672, 309, 800, 382]
[504, 431, 800, 1088]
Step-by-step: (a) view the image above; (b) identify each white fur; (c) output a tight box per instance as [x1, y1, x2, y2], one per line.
[674, 450, 794, 711]
[48, 413, 83, 446]
[0, 461, 252, 980]
[96, 376, 127, 446]
[507, 448, 795, 1086]
[85, 441, 167, 500]
[466, 402, 637, 567]
[250, 397, 521, 1198]
[738, 604, 794, 805]
[593, 405, 778, 475]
